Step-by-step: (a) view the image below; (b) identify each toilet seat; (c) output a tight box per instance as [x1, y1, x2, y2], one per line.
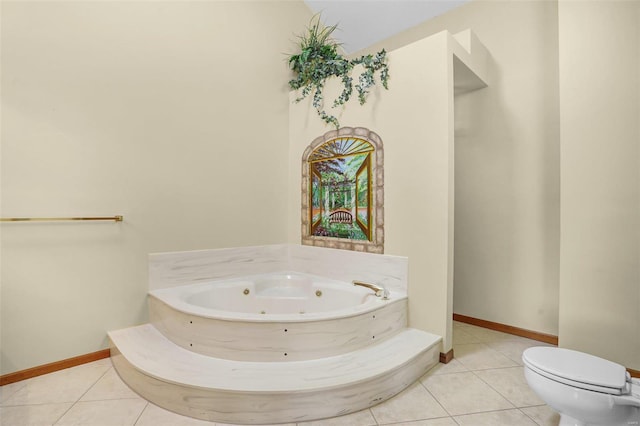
[523, 347, 631, 396]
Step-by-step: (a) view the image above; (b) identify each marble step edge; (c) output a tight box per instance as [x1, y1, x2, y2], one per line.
[108, 323, 441, 393]
[109, 331, 441, 424]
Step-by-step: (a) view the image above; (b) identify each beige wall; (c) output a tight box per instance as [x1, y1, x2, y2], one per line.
[360, 0, 561, 336]
[558, 0, 640, 371]
[0, 1, 312, 375]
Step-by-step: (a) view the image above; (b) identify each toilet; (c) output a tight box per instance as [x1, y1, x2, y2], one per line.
[523, 347, 640, 426]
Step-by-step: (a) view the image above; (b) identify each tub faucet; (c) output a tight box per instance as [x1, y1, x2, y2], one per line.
[352, 281, 389, 299]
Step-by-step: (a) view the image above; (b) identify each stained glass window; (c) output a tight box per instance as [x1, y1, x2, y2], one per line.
[308, 137, 374, 241]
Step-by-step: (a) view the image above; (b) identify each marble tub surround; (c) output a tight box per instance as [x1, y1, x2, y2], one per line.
[288, 244, 407, 293]
[108, 244, 428, 424]
[149, 244, 290, 291]
[149, 291, 408, 361]
[149, 243, 407, 293]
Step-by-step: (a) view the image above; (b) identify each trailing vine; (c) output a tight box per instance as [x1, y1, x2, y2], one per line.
[288, 16, 389, 129]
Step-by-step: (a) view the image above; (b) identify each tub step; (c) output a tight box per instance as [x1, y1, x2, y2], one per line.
[109, 324, 441, 424]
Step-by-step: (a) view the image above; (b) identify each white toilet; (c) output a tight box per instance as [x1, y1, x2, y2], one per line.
[523, 347, 640, 426]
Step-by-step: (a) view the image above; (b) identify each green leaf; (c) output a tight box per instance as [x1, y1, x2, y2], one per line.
[287, 15, 390, 129]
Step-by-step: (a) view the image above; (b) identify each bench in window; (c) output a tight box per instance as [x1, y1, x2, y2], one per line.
[329, 209, 353, 224]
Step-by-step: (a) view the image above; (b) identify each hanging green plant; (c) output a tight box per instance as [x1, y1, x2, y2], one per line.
[288, 15, 389, 129]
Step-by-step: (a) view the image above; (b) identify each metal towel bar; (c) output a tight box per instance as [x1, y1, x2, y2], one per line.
[0, 216, 123, 222]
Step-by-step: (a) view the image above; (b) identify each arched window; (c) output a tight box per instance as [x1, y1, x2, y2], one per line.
[301, 128, 384, 253]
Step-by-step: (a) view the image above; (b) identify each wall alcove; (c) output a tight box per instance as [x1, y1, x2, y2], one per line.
[301, 127, 384, 253]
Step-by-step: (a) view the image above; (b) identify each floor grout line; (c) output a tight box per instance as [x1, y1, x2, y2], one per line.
[368, 407, 378, 426]
[52, 364, 113, 426]
[0, 382, 28, 405]
[518, 406, 543, 426]
[470, 369, 517, 411]
[377, 414, 457, 425]
[132, 401, 149, 426]
[76, 365, 113, 402]
[52, 401, 76, 425]
[418, 372, 454, 419]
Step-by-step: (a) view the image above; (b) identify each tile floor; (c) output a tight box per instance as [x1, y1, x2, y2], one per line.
[0, 322, 560, 426]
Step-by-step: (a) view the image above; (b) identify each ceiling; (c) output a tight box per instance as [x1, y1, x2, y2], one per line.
[304, 0, 471, 54]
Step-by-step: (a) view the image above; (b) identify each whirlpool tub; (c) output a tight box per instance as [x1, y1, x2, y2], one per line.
[148, 272, 408, 361]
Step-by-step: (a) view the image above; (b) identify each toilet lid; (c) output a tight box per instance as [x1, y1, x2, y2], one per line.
[523, 347, 628, 394]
